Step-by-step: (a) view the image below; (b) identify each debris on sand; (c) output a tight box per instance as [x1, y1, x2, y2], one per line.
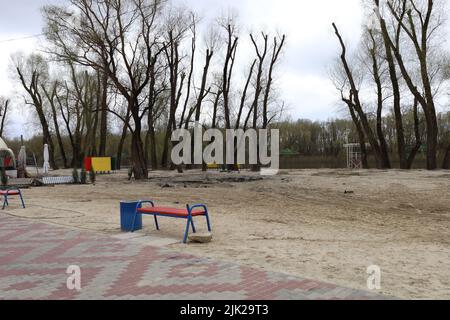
[155, 174, 264, 188]
[189, 233, 213, 243]
[160, 183, 175, 188]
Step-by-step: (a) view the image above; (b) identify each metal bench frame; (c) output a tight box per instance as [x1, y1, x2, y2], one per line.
[131, 201, 212, 244]
[1, 189, 26, 210]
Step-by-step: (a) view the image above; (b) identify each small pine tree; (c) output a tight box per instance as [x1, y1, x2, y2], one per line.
[89, 166, 96, 185]
[72, 167, 80, 184]
[80, 165, 87, 184]
[1, 166, 8, 187]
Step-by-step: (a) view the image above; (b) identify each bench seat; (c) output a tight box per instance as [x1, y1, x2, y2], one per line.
[0, 190, 21, 196]
[137, 207, 206, 217]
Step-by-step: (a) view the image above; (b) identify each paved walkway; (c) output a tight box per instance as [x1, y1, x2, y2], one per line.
[0, 214, 382, 300]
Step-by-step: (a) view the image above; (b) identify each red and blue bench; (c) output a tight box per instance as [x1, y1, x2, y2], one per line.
[1, 189, 26, 210]
[131, 201, 212, 244]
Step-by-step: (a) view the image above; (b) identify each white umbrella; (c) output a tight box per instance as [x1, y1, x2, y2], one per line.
[43, 144, 50, 175]
[17, 146, 27, 178]
[18, 146, 27, 169]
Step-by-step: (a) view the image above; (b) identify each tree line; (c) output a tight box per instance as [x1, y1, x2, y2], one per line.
[276, 111, 449, 166]
[4, 0, 286, 179]
[2, 0, 449, 173]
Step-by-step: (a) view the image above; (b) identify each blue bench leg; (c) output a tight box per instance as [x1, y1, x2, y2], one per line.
[131, 212, 139, 233]
[19, 191, 26, 209]
[205, 212, 212, 232]
[2, 196, 7, 210]
[191, 219, 197, 233]
[183, 218, 191, 244]
[154, 216, 160, 230]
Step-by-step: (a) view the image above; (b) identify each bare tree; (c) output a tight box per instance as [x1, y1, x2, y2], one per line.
[43, 0, 166, 179]
[220, 20, 239, 130]
[250, 33, 268, 130]
[145, 52, 167, 170]
[161, 15, 190, 168]
[235, 60, 256, 129]
[262, 34, 286, 129]
[179, 14, 197, 129]
[365, 28, 392, 168]
[0, 98, 9, 138]
[332, 23, 391, 169]
[15, 54, 59, 170]
[380, 0, 443, 170]
[42, 81, 69, 168]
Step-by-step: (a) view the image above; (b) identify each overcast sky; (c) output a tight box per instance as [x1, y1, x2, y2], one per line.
[0, 0, 370, 138]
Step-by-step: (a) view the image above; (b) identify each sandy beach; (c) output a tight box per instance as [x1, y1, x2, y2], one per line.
[5, 169, 450, 299]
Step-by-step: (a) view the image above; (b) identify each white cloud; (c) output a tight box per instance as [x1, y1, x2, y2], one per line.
[0, 36, 40, 138]
[2, 0, 448, 139]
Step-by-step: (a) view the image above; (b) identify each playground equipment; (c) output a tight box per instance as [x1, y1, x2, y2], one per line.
[84, 157, 113, 173]
[344, 143, 364, 169]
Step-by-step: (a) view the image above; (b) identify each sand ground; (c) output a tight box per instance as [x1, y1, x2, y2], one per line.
[5, 169, 450, 299]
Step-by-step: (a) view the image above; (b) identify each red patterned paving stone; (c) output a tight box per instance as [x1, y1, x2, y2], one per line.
[0, 224, 44, 243]
[167, 263, 220, 279]
[0, 246, 38, 265]
[6, 280, 44, 291]
[0, 214, 386, 300]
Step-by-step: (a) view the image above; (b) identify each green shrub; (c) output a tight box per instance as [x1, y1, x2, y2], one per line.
[72, 168, 79, 184]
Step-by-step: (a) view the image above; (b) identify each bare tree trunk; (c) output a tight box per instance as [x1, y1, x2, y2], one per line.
[250, 33, 268, 172]
[162, 31, 185, 170]
[56, 89, 76, 167]
[368, 30, 391, 169]
[148, 120, 158, 171]
[90, 71, 102, 157]
[179, 36, 195, 129]
[222, 25, 238, 130]
[212, 89, 222, 130]
[0, 100, 9, 138]
[443, 144, 450, 170]
[236, 60, 256, 129]
[406, 98, 422, 169]
[129, 100, 148, 179]
[375, 17, 408, 169]
[99, 68, 108, 157]
[117, 108, 131, 171]
[90, 105, 99, 157]
[43, 83, 69, 168]
[262, 35, 286, 129]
